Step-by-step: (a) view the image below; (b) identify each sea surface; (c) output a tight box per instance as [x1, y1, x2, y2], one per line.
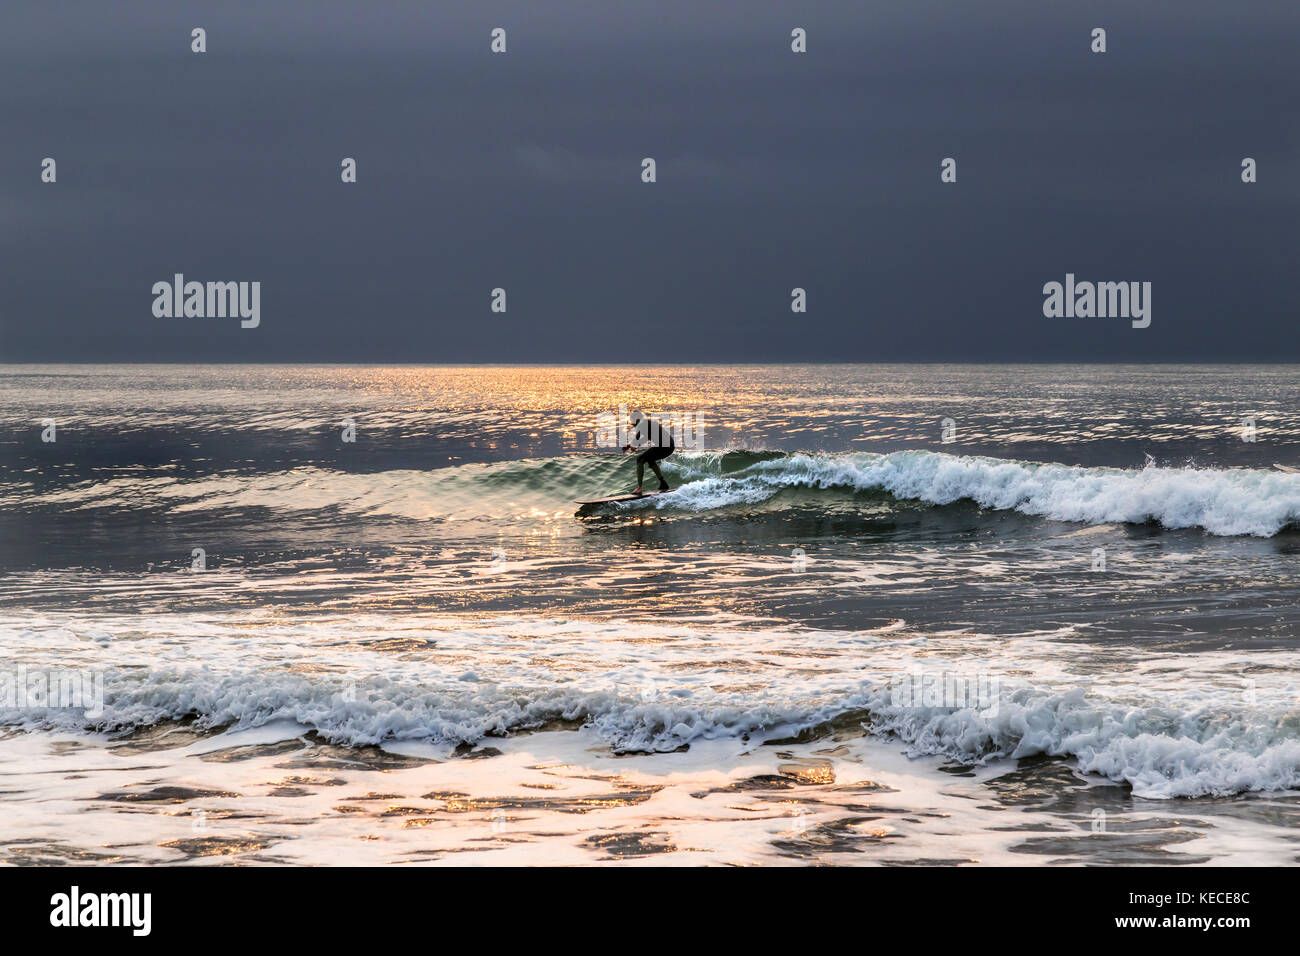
[2, 363, 1299, 865]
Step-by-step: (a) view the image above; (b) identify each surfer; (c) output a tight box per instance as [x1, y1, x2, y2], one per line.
[623, 409, 674, 495]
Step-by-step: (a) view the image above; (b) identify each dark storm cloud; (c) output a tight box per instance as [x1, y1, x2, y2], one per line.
[1, 0, 1297, 362]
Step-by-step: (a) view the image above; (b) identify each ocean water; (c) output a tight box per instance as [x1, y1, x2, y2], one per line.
[2, 363, 1300, 865]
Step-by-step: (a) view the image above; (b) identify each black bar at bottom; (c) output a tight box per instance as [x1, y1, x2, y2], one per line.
[0, 865, 1274, 941]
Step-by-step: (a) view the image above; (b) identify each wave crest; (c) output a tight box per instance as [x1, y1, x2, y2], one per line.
[653, 451, 1300, 537]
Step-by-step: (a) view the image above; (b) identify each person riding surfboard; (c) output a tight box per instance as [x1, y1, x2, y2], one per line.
[623, 409, 674, 495]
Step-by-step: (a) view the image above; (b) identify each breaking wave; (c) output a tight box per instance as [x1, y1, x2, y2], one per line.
[10, 450, 1299, 537]
[3, 613, 1299, 799]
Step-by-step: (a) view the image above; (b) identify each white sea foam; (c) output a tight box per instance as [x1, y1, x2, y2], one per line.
[859, 683, 1300, 798]
[2, 612, 1297, 799]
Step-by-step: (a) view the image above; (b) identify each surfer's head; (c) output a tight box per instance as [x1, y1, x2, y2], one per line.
[629, 409, 645, 425]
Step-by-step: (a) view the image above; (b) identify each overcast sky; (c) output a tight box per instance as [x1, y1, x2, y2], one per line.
[2, 0, 1297, 362]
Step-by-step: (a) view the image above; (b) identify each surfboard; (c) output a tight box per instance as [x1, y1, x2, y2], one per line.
[575, 490, 667, 505]
[1273, 464, 1299, 474]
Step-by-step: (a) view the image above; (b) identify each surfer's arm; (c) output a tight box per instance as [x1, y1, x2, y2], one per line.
[623, 422, 647, 451]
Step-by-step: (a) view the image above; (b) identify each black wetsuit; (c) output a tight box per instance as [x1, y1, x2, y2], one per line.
[632, 417, 674, 490]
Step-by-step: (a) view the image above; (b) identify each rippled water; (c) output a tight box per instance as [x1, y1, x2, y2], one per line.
[2, 364, 1299, 865]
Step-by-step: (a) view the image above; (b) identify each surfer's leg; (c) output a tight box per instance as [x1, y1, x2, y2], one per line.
[635, 450, 648, 493]
[649, 448, 671, 490]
